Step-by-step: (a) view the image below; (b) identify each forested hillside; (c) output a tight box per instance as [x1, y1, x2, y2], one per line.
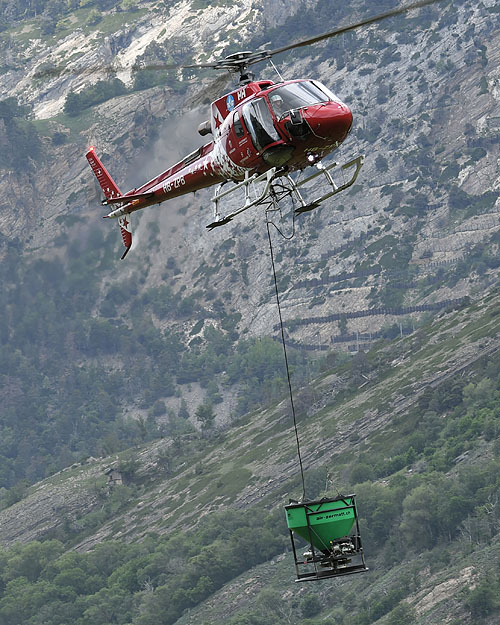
[0, 230, 311, 490]
[2, 289, 500, 624]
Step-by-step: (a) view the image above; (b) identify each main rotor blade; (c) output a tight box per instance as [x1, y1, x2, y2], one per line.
[32, 61, 201, 78]
[261, 0, 446, 60]
[133, 53, 270, 73]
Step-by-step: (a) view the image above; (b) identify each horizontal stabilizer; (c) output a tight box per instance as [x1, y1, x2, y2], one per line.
[103, 191, 155, 206]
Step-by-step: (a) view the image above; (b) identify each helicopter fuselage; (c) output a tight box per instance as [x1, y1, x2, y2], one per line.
[95, 78, 353, 221]
[83, 0, 444, 257]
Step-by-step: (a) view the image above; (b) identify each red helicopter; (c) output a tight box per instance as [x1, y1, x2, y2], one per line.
[86, 0, 443, 259]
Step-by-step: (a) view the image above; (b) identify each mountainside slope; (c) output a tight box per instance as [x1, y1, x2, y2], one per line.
[0, 0, 499, 492]
[0, 287, 498, 543]
[1, 289, 500, 623]
[0, 2, 500, 623]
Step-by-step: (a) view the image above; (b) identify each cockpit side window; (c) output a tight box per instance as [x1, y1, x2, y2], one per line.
[233, 111, 245, 138]
[242, 99, 280, 151]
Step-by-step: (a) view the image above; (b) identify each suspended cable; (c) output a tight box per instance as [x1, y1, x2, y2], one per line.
[265, 211, 306, 501]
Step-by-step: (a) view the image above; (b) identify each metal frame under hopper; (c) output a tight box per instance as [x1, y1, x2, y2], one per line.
[285, 494, 368, 582]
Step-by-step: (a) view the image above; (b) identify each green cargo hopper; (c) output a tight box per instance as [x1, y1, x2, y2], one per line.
[286, 497, 356, 552]
[285, 494, 368, 582]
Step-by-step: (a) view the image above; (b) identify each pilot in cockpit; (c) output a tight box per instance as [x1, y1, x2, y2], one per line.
[270, 93, 287, 119]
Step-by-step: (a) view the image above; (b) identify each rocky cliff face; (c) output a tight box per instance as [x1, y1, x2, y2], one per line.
[1, 4, 500, 623]
[2, 0, 497, 327]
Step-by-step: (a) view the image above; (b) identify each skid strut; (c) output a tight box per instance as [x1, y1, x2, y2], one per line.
[206, 155, 364, 229]
[207, 169, 276, 229]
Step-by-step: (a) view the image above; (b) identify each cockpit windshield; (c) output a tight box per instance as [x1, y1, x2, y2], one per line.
[242, 98, 280, 152]
[268, 80, 341, 119]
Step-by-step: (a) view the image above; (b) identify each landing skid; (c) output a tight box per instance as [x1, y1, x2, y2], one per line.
[207, 155, 364, 229]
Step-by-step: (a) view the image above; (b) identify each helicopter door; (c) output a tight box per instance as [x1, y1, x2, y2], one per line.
[242, 99, 280, 152]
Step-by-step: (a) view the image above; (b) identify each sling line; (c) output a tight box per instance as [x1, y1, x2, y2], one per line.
[265, 212, 307, 501]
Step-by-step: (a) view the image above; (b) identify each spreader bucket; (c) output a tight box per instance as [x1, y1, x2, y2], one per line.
[285, 494, 368, 582]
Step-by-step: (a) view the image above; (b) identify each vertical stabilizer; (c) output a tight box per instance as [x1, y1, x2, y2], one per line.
[86, 147, 132, 259]
[86, 147, 121, 200]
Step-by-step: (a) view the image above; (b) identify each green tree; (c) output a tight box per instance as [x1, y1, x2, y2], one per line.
[400, 483, 440, 549]
[350, 462, 374, 485]
[195, 402, 215, 435]
[80, 586, 133, 624]
[85, 7, 101, 26]
[465, 576, 499, 617]
[117, 454, 139, 483]
[386, 602, 417, 625]
[375, 154, 389, 172]
[155, 447, 171, 475]
[301, 593, 322, 617]
[63, 89, 83, 116]
[3, 540, 64, 583]
[178, 398, 189, 419]
[53, 567, 91, 595]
